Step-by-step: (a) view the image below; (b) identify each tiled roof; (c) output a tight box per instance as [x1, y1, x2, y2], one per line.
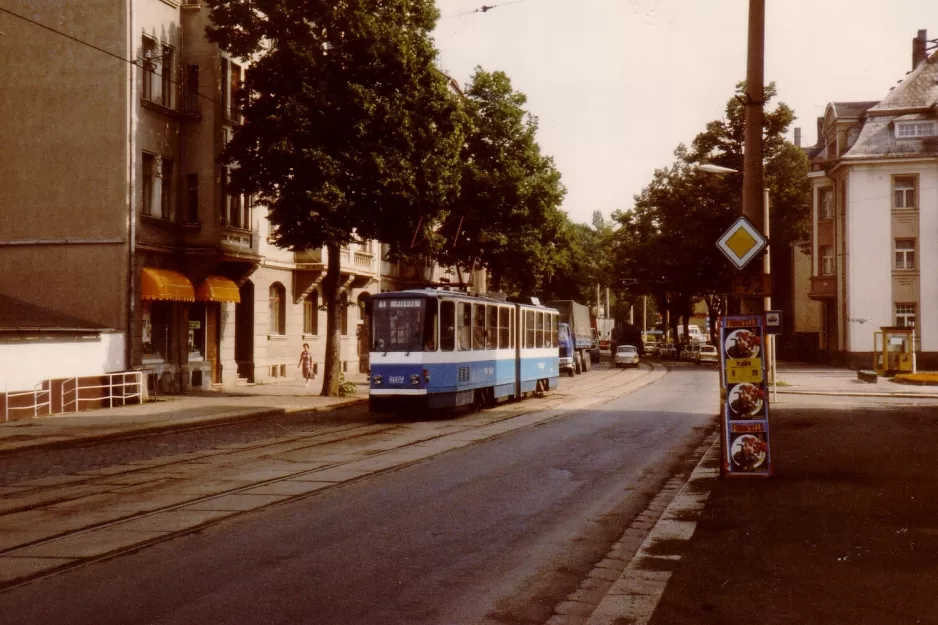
[0, 293, 107, 332]
[841, 50, 938, 159]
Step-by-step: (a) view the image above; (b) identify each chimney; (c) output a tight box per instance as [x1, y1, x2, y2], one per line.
[794, 127, 802, 148]
[913, 29, 927, 70]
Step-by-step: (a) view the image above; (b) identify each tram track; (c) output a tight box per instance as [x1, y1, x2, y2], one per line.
[0, 363, 663, 591]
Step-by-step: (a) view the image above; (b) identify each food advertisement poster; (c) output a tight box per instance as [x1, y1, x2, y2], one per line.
[719, 315, 772, 477]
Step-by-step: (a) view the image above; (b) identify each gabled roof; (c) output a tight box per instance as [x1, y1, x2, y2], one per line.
[0, 293, 108, 332]
[829, 101, 880, 120]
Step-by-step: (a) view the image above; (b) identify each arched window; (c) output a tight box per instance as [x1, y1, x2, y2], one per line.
[304, 291, 319, 335]
[340, 291, 349, 336]
[269, 282, 285, 335]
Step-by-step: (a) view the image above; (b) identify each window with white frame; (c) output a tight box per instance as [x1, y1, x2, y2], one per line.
[819, 187, 834, 220]
[894, 176, 916, 209]
[820, 245, 835, 276]
[221, 59, 243, 123]
[896, 121, 935, 138]
[895, 239, 916, 270]
[896, 303, 916, 328]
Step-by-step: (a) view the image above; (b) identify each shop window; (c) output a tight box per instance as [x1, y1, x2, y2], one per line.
[188, 302, 206, 359]
[142, 301, 169, 362]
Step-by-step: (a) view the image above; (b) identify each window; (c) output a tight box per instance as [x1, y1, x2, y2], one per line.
[552, 314, 559, 348]
[161, 44, 174, 108]
[820, 246, 834, 276]
[896, 303, 916, 328]
[142, 36, 157, 101]
[141, 301, 169, 361]
[303, 292, 319, 335]
[485, 305, 497, 349]
[160, 157, 174, 221]
[184, 64, 199, 114]
[894, 177, 916, 209]
[535, 311, 544, 348]
[819, 187, 834, 220]
[340, 292, 349, 336]
[895, 239, 916, 270]
[525, 310, 535, 349]
[458, 302, 471, 351]
[498, 307, 510, 349]
[186, 174, 199, 223]
[441, 301, 456, 351]
[269, 283, 285, 335]
[142, 152, 155, 216]
[188, 303, 205, 359]
[473, 304, 485, 350]
[222, 59, 243, 122]
[896, 121, 935, 138]
[222, 167, 249, 229]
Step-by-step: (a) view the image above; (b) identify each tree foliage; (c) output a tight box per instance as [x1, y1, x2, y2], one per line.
[205, 0, 465, 395]
[611, 81, 810, 344]
[418, 69, 568, 297]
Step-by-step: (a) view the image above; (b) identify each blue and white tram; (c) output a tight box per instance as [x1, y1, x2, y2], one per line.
[368, 289, 560, 413]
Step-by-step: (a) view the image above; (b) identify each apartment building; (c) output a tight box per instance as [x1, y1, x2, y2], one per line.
[805, 30, 938, 368]
[0, 0, 485, 393]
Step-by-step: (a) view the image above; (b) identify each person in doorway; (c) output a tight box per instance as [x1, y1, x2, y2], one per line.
[298, 343, 314, 387]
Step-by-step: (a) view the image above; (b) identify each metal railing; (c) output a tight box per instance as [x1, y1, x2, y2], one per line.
[61, 371, 145, 414]
[3, 383, 51, 422]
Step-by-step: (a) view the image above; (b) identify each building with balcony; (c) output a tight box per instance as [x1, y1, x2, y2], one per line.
[0, 0, 258, 393]
[804, 29, 938, 368]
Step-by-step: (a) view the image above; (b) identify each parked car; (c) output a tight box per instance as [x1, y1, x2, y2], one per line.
[614, 345, 640, 368]
[696, 344, 719, 365]
[643, 341, 658, 357]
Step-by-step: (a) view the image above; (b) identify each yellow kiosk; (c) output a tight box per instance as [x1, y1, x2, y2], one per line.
[873, 326, 915, 377]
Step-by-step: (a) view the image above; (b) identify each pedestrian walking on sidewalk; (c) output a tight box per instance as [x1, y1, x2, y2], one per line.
[298, 343, 315, 387]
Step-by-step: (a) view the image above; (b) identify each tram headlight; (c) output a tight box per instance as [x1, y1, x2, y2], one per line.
[372, 374, 382, 385]
[410, 374, 420, 386]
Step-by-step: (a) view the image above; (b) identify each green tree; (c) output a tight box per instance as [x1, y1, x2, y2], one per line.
[205, 0, 466, 395]
[612, 82, 809, 344]
[424, 69, 568, 297]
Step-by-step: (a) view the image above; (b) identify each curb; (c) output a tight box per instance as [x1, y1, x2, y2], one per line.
[775, 389, 938, 399]
[0, 397, 368, 457]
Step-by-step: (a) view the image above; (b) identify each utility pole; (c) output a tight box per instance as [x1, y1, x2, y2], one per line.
[742, 0, 765, 314]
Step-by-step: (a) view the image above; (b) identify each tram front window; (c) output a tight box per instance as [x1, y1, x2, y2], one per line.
[372, 298, 438, 352]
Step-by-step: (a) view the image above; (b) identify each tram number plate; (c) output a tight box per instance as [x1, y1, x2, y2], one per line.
[388, 376, 404, 384]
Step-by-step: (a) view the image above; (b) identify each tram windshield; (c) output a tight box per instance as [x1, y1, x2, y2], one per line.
[372, 298, 438, 352]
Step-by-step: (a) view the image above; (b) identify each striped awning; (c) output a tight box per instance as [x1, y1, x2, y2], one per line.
[140, 268, 195, 302]
[196, 275, 241, 303]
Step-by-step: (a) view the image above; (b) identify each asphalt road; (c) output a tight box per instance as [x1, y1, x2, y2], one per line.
[0, 366, 718, 625]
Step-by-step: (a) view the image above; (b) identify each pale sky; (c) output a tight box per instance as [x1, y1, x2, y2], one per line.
[432, 0, 937, 225]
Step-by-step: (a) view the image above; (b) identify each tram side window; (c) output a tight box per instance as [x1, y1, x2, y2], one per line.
[458, 302, 472, 351]
[552, 314, 559, 348]
[536, 312, 544, 348]
[510, 308, 515, 349]
[424, 299, 438, 351]
[486, 305, 498, 349]
[473, 304, 485, 350]
[525, 310, 535, 348]
[498, 307, 510, 349]
[544, 313, 552, 348]
[440, 301, 455, 351]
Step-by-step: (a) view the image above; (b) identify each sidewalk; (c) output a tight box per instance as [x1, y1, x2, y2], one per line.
[0, 372, 369, 455]
[773, 361, 938, 398]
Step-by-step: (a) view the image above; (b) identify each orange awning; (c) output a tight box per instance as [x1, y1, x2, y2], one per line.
[196, 275, 241, 303]
[140, 268, 195, 302]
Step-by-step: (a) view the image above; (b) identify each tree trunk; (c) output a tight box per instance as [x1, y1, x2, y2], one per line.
[321, 243, 342, 397]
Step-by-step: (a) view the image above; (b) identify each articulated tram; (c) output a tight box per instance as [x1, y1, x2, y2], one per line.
[368, 289, 560, 413]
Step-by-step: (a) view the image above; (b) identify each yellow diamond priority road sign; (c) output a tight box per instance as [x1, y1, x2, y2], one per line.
[717, 216, 767, 270]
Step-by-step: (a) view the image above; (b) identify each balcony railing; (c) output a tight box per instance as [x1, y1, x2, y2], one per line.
[353, 251, 375, 272]
[809, 275, 837, 300]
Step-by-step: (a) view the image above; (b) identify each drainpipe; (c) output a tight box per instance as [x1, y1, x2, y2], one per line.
[126, 0, 137, 372]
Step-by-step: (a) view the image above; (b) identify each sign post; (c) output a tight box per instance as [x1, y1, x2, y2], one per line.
[718, 315, 772, 478]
